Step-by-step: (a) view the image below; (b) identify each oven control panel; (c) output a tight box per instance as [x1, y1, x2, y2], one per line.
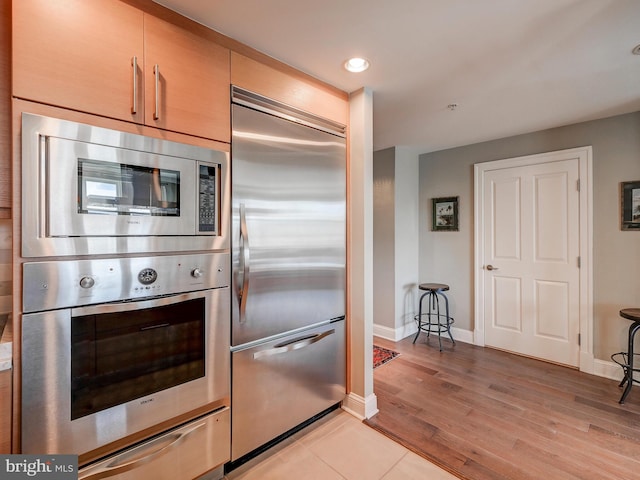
[23, 252, 230, 313]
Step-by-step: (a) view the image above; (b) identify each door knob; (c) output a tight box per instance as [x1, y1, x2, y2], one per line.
[486, 265, 499, 271]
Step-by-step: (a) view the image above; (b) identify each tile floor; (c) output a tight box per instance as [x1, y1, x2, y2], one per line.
[224, 409, 458, 480]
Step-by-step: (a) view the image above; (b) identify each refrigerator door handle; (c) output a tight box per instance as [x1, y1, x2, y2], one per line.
[238, 203, 250, 324]
[252, 329, 335, 359]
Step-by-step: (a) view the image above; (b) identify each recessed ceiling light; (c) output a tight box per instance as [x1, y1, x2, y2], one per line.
[633, 44, 640, 55]
[344, 57, 370, 73]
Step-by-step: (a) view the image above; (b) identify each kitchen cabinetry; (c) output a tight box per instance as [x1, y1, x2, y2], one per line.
[13, 0, 230, 142]
[0, 0, 11, 216]
[0, 369, 10, 453]
[231, 52, 348, 126]
[143, 14, 229, 142]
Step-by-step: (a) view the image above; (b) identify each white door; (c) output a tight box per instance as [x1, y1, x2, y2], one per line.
[481, 158, 581, 366]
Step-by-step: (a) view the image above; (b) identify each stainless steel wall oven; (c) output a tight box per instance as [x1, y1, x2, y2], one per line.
[21, 253, 231, 478]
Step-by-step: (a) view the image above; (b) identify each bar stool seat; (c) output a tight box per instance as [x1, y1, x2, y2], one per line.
[611, 308, 640, 404]
[413, 283, 455, 351]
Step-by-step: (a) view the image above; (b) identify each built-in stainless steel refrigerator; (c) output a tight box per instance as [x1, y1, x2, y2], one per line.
[230, 87, 347, 461]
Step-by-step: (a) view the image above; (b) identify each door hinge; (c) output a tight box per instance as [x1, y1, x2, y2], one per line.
[577, 179, 580, 192]
[577, 256, 581, 268]
[578, 333, 581, 346]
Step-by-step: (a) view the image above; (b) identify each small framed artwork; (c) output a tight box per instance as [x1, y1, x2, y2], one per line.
[432, 196, 459, 231]
[621, 181, 640, 230]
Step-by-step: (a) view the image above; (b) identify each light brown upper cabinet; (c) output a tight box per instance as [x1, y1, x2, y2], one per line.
[143, 15, 229, 142]
[13, 0, 230, 142]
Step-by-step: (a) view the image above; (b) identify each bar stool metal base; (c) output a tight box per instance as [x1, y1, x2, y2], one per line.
[611, 308, 640, 404]
[413, 283, 455, 352]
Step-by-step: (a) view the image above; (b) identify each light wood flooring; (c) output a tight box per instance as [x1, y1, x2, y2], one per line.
[366, 335, 640, 480]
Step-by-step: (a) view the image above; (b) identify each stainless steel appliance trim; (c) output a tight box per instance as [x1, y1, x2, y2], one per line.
[79, 408, 230, 480]
[230, 103, 346, 346]
[252, 329, 334, 359]
[46, 136, 198, 238]
[230, 321, 345, 460]
[21, 286, 230, 457]
[231, 86, 346, 137]
[21, 113, 230, 257]
[80, 421, 205, 480]
[23, 252, 229, 313]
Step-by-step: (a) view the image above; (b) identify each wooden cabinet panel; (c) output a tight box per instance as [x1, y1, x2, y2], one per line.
[0, 369, 11, 453]
[231, 52, 348, 126]
[13, 1, 231, 143]
[13, 0, 144, 124]
[1, 0, 11, 215]
[144, 15, 230, 142]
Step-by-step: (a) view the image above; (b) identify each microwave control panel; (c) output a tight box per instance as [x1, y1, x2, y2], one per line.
[198, 164, 218, 234]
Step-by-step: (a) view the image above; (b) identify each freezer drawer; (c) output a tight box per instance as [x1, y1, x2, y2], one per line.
[231, 321, 345, 460]
[79, 407, 230, 480]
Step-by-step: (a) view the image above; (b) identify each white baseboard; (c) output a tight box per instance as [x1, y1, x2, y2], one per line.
[341, 392, 378, 420]
[372, 323, 623, 384]
[593, 358, 624, 381]
[373, 322, 417, 341]
[373, 322, 474, 345]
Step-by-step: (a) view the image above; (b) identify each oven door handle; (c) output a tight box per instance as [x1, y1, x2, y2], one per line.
[71, 291, 202, 317]
[79, 421, 206, 480]
[238, 203, 250, 324]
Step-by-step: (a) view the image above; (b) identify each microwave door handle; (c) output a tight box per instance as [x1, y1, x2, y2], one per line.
[238, 203, 250, 324]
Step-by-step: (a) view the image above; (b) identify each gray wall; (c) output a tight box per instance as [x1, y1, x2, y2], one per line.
[373, 147, 396, 329]
[419, 111, 640, 361]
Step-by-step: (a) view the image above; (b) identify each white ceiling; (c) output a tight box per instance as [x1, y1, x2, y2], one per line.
[155, 0, 640, 154]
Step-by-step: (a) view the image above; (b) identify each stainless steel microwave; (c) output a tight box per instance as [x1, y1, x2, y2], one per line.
[21, 113, 229, 257]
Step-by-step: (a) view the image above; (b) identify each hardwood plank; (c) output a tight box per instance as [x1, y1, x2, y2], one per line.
[366, 336, 640, 480]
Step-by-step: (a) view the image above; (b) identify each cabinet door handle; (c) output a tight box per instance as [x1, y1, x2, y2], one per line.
[131, 56, 138, 114]
[153, 64, 160, 120]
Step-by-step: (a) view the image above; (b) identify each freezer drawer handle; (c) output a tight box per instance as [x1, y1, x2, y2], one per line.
[238, 203, 250, 324]
[253, 329, 335, 359]
[79, 421, 206, 480]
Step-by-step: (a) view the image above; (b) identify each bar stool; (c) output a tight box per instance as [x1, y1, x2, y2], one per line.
[413, 283, 455, 351]
[611, 308, 640, 404]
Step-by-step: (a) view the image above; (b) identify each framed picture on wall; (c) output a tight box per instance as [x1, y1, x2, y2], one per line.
[621, 181, 640, 230]
[432, 196, 459, 231]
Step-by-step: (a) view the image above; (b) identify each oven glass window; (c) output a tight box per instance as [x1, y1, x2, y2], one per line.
[77, 159, 180, 216]
[71, 298, 205, 420]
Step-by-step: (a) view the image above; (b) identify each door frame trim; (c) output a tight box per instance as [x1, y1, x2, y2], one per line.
[473, 146, 594, 373]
